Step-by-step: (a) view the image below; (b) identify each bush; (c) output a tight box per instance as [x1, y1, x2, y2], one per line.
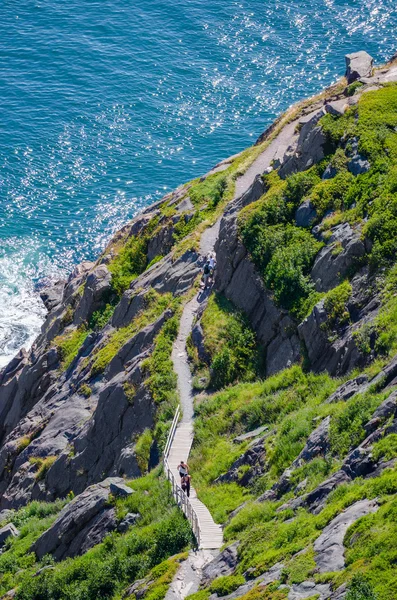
[53, 327, 89, 370]
[109, 236, 148, 296]
[346, 574, 377, 600]
[209, 575, 246, 597]
[198, 294, 262, 389]
[322, 281, 352, 329]
[135, 429, 153, 474]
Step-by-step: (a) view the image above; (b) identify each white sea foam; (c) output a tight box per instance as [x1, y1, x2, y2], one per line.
[0, 239, 60, 369]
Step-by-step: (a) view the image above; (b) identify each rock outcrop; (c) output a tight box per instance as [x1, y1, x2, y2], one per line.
[345, 51, 373, 83]
[32, 478, 123, 560]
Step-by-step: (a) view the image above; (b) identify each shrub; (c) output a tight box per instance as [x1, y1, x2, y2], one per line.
[108, 236, 149, 296]
[53, 327, 89, 370]
[209, 575, 246, 596]
[29, 456, 57, 481]
[79, 384, 92, 398]
[89, 303, 115, 330]
[322, 281, 352, 330]
[345, 81, 364, 97]
[199, 294, 262, 389]
[346, 574, 377, 600]
[135, 430, 153, 474]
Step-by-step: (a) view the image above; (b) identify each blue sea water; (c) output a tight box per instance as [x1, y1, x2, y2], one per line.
[1, 0, 397, 365]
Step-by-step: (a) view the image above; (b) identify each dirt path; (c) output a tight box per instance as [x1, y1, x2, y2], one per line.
[233, 119, 297, 200]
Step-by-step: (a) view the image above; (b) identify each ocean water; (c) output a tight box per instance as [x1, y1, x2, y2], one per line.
[1, 0, 397, 366]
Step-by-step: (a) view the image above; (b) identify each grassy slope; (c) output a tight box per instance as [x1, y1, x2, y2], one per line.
[186, 84, 397, 598]
[0, 470, 192, 600]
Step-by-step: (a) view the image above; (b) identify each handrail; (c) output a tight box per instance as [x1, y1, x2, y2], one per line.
[163, 409, 201, 548]
[164, 406, 180, 459]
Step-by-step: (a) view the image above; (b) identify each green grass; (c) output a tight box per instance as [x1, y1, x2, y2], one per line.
[0, 500, 67, 596]
[189, 366, 339, 521]
[8, 470, 192, 600]
[29, 456, 58, 481]
[131, 553, 188, 600]
[135, 429, 153, 474]
[194, 293, 263, 389]
[90, 289, 177, 375]
[143, 308, 182, 449]
[53, 327, 89, 370]
[209, 575, 246, 596]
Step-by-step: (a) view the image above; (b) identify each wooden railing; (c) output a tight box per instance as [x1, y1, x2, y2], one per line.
[163, 407, 201, 547]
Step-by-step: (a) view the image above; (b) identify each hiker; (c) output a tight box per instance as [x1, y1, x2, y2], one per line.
[178, 460, 189, 478]
[181, 473, 191, 498]
[208, 253, 216, 280]
[203, 261, 211, 289]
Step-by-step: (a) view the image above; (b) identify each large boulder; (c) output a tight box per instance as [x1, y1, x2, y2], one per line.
[215, 438, 266, 486]
[292, 416, 330, 467]
[278, 108, 327, 178]
[311, 223, 365, 293]
[347, 138, 370, 176]
[314, 499, 378, 572]
[295, 200, 317, 228]
[202, 542, 239, 585]
[0, 523, 19, 547]
[345, 51, 373, 84]
[73, 265, 112, 326]
[39, 280, 66, 312]
[31, 478, 122, 560]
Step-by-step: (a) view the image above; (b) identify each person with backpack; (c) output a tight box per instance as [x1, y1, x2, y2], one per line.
[181, 473, 191, 497]
[203, 261, 211, 289]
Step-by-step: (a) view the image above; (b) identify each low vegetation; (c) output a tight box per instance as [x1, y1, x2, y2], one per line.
[0, 470, 192, 600]
[238, 83, 397, 333]
[188, 294, 263, 390]
[90, 289, 178, 375]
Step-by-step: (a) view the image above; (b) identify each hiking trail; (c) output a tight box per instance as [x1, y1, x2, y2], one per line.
[166, 123, 298, 598]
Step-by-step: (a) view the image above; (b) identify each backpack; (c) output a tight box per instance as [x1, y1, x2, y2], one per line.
[204, 264, 210, 275]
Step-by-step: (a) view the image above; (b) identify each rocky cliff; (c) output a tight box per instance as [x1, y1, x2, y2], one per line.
[1, 51, 397, 599]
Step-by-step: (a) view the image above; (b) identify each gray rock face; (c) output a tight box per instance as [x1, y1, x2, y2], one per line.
[74, 265, 112, 326]
[288, 581, 332, 599]
[325, 99, 351, 117]
[314, 499, 378, 572]
[110, 480, 134, 497]
[147, 223, 174, 263]
[279, 108, 327, 178]
[215, 186, 300, 377]
[364, 391, 397, 435]
[39, 280, 66, 312]
[202, 542, 239, 585]
[32, 478, 121, 560]
[45, 374, 153, 499]
[190, 320, 211, 364]
[311, 223, 365, 293]
[118, 512, 140, 533]
[295, 200, 317, 228]
[233, 426, 268, 444]
[299, 266, 380, 377]
[292, 417, 330, 467]
[298, 301, 359, 376]
[326, 374, 369, 403]
[347, 138, 370, 176]
[215, 438, 266, 486]
[0, 523, 19, 546]
[345, 51, 373, 84]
